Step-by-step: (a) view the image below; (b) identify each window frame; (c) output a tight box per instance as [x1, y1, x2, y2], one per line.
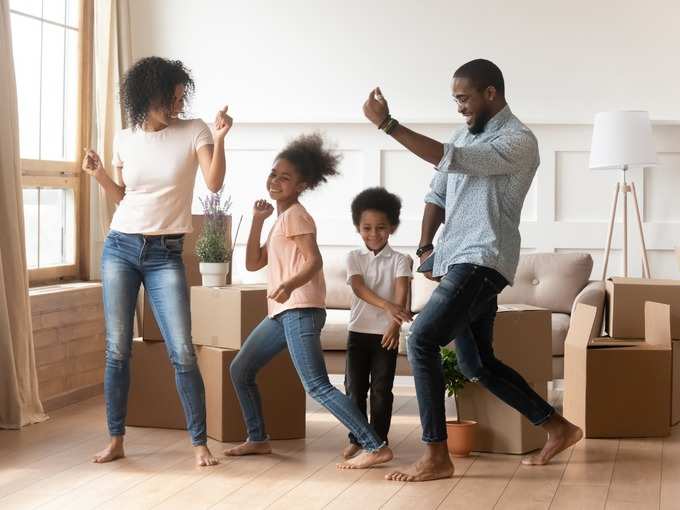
[12, 0, 94, 285]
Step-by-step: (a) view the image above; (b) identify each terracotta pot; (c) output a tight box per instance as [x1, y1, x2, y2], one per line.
[446, 419, 477, 457]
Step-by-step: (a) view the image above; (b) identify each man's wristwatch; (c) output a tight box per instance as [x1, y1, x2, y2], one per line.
[416, 244, 434, 257]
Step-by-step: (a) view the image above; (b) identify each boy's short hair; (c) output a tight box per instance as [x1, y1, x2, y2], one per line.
[351, 187, 402, 227]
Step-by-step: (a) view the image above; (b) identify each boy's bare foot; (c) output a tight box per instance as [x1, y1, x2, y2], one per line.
[342, 443, 362, 460]
[224, 441, 272, 457]
[92, 436, 125, 463]
[336, 445, 393, 469]
[522, 414, 583, 466]
[194, 445, 219, 467]
[385, 442, 454, 482]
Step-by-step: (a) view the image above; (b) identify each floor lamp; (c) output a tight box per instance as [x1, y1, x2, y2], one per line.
[589, 111, 658, 280]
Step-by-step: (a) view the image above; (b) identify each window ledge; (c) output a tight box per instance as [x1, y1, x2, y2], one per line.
[29, 280, 102, 297]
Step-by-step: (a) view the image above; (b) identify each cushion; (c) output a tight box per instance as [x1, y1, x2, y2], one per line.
[320, 309, 350, 350]
[321, 248, 352, 310]
[498, 253, 593, 313]
[551, 313, 571, 356]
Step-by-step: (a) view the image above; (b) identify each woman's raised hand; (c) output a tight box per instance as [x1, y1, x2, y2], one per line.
[214, 105, 233, 139]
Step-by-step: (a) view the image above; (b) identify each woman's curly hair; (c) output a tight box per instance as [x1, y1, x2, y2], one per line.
[276, 133, 341, 190]
[120, 57, 195, 129]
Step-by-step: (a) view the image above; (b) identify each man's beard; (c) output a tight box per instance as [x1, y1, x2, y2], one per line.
[468, 109, 492, 134]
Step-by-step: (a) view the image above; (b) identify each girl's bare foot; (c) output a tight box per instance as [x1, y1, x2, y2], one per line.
[194, 445, 219, 467]
[336, 445, 393, 469]
[224, 441, 272, 456]
[342, 443, 362, 460]
[92, 437, 125, 463]
[522, 414, 583, 466]
[385, 441, 454, 482]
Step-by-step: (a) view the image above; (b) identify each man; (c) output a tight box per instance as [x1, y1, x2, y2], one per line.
[363, 59, 583, 482]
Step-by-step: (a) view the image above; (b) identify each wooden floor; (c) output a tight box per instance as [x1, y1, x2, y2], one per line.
[1, 387, 678, 510]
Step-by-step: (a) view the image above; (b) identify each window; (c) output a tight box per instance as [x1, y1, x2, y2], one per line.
[10, 0, 92, 283]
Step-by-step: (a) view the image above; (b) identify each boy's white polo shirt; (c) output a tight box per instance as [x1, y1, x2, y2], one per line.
[346, 244, 413, 335]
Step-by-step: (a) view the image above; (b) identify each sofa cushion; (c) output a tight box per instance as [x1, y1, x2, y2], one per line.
[321, 248, 352, 310]
[411, 273, 440, 313]
[551, 312, 570, 356]
[498, 253, 593, 313]
[320, 309, 350, 350]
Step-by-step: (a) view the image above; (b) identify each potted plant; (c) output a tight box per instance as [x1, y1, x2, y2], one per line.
[441, 346, 477, 457]
[196, 191, 233, 287]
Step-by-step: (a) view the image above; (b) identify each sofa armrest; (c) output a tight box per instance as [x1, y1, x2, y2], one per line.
[570, 280, 606, 336]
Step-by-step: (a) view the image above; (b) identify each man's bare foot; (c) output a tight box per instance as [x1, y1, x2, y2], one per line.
[342, 443, 361, 460]
[336, 445, 393, 469]
[385, 442, 454, 482]
[92, 436, 125, 463]
[522, 414, 583, 466]
[224, 441, 272, 457]
[194, 445, 219, 467]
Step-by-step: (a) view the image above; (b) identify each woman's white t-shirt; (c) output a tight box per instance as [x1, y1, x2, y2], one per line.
[110, 118, 213, 235]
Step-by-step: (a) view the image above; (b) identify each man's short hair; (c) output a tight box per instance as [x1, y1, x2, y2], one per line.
[453, 59, 505, 96]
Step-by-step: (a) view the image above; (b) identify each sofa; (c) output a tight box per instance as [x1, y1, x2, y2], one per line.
[320, 250, 605, 381]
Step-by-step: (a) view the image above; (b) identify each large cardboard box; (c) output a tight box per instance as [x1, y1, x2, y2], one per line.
[492, 305, 552, 383]
[674, 340, 680, 425]
[197, 345, 305, 442]
[564, 302, 673, 438]
[127, 339, 186, 429]
[191, 285, 268, 349]
[457, 381, 548, 454]
[126, 339, 305, 442]
[142, 215, 232, 341]
[606, 277, 680, 340]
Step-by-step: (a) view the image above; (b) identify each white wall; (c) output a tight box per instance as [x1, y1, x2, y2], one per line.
[130, 0, 680, 123]
[123, 0, 680, 283]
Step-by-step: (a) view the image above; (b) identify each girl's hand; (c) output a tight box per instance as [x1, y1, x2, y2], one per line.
[253, 199, 274, 221]
[383, 301, 413, 324]
[268, 282, 292, 304]
[214, 105, 233, 139]
[81, 149, 104, 179]
[381, 324, 400, 351]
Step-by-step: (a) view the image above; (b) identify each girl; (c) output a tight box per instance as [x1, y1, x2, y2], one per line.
[227, 134, 393, 469]
[82, 56, 232, 467]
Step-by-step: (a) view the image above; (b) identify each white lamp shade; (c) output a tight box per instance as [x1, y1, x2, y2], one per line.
[589, 111, 658, 170]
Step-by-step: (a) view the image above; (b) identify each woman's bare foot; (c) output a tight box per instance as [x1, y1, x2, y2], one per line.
[522, 414, 583, 466]
[92, 436, 125, 463]
[342, 443, 362, 460]
[224, 441, 272, 457]
[336, 445, 393, 469]
[385, 442, 454, 482]
[194, 445, 219, 467]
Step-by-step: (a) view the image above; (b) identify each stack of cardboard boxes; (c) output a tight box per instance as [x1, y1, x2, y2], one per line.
[456, 304, 553, 454]
[127, 216, 306, 442]
[564, 277, 680, 438]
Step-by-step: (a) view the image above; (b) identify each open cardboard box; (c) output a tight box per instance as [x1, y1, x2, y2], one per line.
[606, 277, 680, 340]
[191, 284, 268, 349]
[564, 301, 673, 438]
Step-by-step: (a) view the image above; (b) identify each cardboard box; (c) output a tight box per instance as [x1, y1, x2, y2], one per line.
[197, 345, 305, 442]
[606, 277, 680, 340]
[127, 339, 187, 429]
[564, 302, 673, 438]
[457, 381, 548, 454]
[674, 340, 680, 425]
[191, 285, 268, 349]
[142, 215, 232, 341]
[492, 305, 552, 383]
[126, 339, 305, 442]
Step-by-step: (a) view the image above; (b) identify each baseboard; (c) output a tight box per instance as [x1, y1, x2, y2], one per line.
[42, 383, 104, 412]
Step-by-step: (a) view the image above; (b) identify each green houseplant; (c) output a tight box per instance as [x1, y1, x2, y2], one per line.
[441, 346, 477, 457]
[196, 192, 232, 286]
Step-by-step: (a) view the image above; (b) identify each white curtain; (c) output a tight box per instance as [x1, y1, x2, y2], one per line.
[0, 0, 48, 429]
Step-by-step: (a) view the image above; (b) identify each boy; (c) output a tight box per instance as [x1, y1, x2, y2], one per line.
[343, 187, 413, 459]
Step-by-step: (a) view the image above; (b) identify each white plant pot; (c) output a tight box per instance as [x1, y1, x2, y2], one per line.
[199, 262, 230, 287]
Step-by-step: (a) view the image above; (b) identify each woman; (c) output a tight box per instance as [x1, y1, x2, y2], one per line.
[82, 57, 232, 467]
